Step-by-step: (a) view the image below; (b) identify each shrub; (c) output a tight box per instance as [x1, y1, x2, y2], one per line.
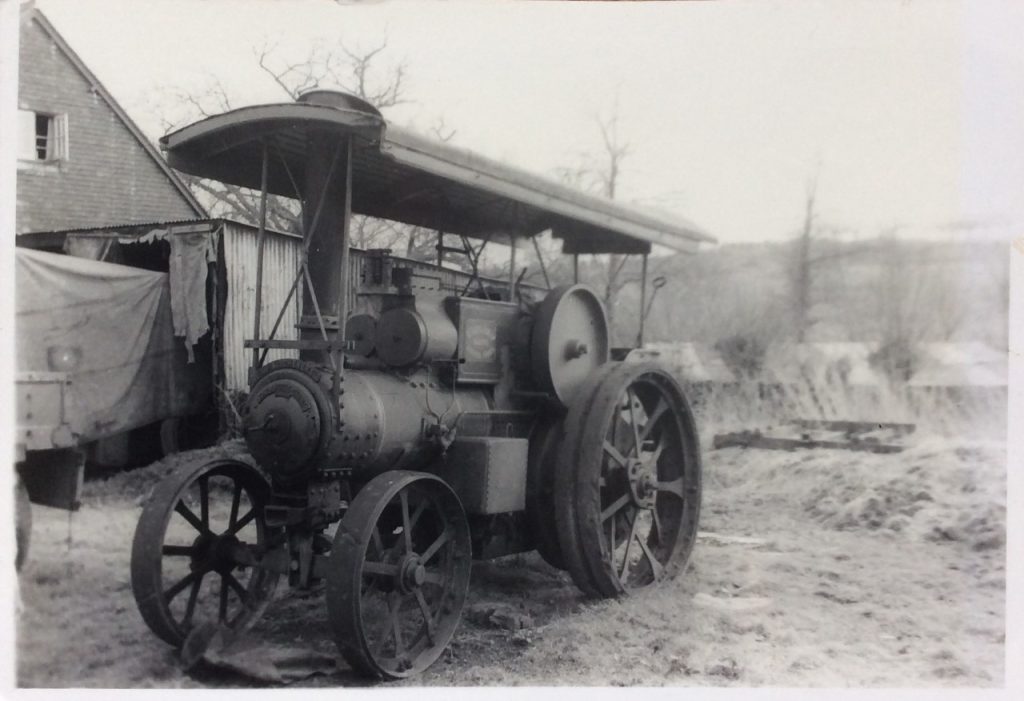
[715, 334, 767, 380]
[869, 339, 919, 384]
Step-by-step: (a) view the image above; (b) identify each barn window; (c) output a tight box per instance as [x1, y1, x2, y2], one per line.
[18, 109, 69, 162]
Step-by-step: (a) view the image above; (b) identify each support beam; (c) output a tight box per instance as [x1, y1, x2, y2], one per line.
[252, 142, 269, 368]
[532, 236, 551, 290]
[508, 235, 517, 290]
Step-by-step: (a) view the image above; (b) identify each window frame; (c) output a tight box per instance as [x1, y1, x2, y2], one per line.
[18, 109, 69, 166]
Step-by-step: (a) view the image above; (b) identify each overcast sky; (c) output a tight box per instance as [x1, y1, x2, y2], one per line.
[28, 0, 1024, 245]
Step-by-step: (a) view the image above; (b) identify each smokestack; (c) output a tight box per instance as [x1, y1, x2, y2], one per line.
[293, 91, 380, 362]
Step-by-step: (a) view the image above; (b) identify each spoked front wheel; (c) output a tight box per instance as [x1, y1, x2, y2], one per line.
[130, 459, 280, 646]
[326, 471, 472, 680]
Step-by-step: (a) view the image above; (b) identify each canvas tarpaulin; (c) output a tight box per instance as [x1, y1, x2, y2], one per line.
[16, 248, 208, 443]
[63, 226, 216, 361]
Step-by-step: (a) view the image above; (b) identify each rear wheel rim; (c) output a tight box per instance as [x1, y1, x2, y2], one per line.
[559, 363, 702, 597]
[526, 417, 567, 570]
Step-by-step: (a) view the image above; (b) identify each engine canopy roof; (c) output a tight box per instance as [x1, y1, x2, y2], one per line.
[161, 91, 715, 255]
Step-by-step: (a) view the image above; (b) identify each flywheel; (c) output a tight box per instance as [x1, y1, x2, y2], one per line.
[530, 284, 610, 407]
[326, 471, 472, 679]
[553, 361, 702, 598]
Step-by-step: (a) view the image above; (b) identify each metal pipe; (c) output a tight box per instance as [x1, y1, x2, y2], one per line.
[457, 409, 536, 416]
[252, 142, 269, 368]
[636, 253, 648, 347]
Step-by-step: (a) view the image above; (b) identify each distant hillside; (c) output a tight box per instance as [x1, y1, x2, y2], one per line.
[603, 237, 1009, 350]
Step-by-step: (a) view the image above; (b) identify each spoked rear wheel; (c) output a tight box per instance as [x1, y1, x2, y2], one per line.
[130, 459, 280, 646]
[555, 362, 702, 598]
[327, 471, 471, 680]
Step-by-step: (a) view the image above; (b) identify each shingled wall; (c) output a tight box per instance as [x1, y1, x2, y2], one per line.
[16, 11, 201, 233]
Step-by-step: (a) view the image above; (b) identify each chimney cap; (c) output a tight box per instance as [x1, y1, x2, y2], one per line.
[297, 90, 382, 118]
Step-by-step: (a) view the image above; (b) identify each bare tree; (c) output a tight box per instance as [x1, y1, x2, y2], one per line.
[792, 177, 816, 342]
[161, 36, 455, 263]
[554, 105, 641, 342]
[254, 37, 409, 109]
[593, 109, 633, 336]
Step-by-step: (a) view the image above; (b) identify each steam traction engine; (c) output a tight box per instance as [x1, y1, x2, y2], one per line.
[130, 92, 711, 679]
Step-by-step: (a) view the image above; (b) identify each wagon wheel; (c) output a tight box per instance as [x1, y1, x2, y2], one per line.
[131, 459, 280, 647]
[555, 362, 702, 598]
[326, 471, 472, 680]
[552, 362, 624, 597]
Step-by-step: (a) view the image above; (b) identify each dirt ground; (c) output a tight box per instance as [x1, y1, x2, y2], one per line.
[15, 433, 1006, 688]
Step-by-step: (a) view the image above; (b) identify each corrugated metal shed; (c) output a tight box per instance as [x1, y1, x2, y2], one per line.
[761, 342, 884, 387]
[917, 342, 1006, 368]
[220, 220, 304, 391]
[908, 342, 1007, 388]
[18, 216, 542, 393]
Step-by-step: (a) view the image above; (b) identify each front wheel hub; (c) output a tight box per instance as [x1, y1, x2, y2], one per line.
[191, 532, 244, 574]
[398, 555, 427, 592]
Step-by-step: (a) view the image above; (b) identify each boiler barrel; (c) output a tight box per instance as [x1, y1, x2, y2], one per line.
[244, 362, 491, 484]
[339, 369, 491, 473]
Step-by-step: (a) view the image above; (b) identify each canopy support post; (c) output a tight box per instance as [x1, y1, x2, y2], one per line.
[435, 229, 444, 268]
[532, 236, 551, 290]
[331, 136, 354, 422]
[508, 235, 517, 292]
[573, 254, 579, 283]
[636, 253, 649, 348]
[251, 142, 269, 370]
